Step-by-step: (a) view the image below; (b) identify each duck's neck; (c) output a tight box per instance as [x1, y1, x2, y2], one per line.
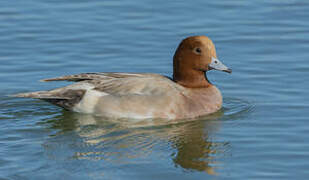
[173, 69, 211, 88]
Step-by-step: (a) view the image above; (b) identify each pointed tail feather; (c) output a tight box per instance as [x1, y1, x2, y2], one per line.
[12, 89, 86, 110]
[12, 91, 70, 99]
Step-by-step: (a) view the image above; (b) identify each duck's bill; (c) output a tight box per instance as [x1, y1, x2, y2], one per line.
[209, 57, 232, 73]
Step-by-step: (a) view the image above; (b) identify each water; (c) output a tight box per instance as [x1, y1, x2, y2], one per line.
[1, 0, 309, 179]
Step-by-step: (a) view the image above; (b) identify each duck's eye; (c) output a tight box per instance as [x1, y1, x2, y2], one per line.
[194, 47, 202, 54]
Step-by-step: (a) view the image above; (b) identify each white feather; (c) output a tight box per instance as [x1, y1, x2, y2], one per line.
[72, 83, 109, 114]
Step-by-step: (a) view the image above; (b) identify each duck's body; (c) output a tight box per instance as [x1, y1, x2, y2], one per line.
[13, 36, 231, 120]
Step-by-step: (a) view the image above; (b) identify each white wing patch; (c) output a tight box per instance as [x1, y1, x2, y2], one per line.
[69, 83, 108, 114]
[73, 89, 108, 114]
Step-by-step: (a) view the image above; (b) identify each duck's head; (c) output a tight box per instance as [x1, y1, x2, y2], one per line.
[173, 35, 231, 88]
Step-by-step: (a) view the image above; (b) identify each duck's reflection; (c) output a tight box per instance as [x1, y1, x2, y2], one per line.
[43, 110, 229, 175]
[170, 117, 225, 175]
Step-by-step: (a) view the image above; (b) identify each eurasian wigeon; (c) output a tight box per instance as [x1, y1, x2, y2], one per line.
[14, 35, 231, 119]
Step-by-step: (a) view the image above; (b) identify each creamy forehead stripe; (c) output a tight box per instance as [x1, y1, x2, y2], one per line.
[207, 44, 212, 49]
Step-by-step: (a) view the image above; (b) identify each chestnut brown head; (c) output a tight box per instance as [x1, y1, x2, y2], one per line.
[173, 36, 231, 88]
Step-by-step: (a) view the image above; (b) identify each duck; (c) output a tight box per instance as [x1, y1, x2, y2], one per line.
[13, 35, 231, 119]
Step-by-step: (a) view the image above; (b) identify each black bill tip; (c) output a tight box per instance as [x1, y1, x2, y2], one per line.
[223, 68, 232, 74]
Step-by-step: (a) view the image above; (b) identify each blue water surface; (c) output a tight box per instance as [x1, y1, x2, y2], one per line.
[0, 0, 309, 179]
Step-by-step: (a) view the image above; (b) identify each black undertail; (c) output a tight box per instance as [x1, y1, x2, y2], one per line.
[43, 89, 86, 111]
